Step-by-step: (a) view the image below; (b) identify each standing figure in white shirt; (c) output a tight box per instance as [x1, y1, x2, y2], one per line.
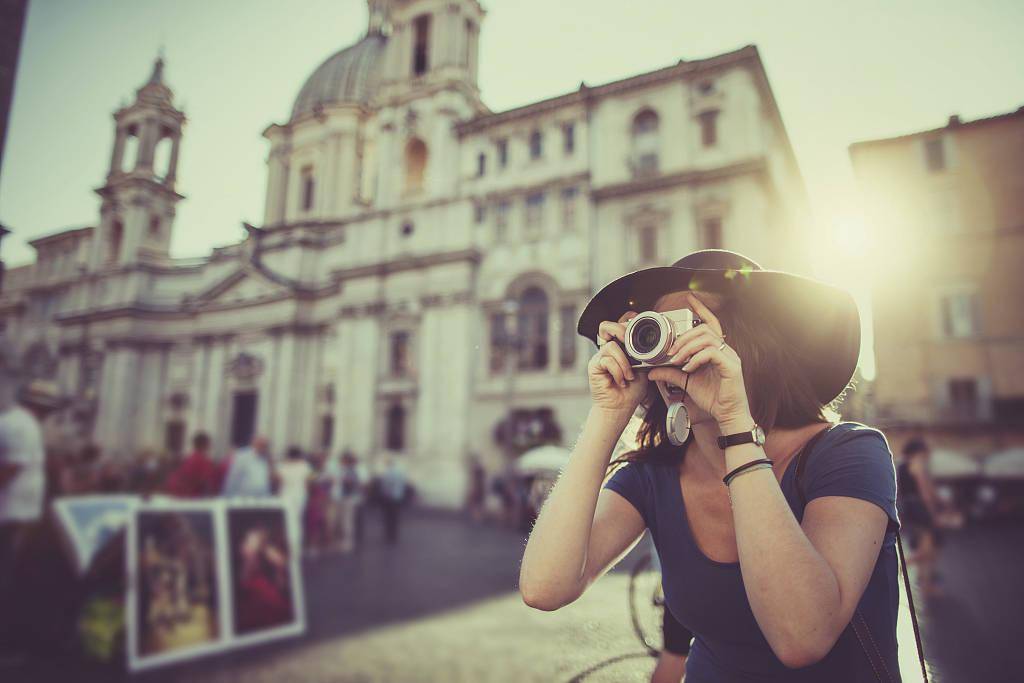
[276, 446, 313, 551]
[0, 348, 49, 661]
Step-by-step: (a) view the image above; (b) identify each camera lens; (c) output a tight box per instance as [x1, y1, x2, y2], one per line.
[631, 318, 663, 355]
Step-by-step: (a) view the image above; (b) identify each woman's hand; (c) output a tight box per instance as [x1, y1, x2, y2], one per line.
[647, 293, 752, 428]
[588, 311, 649, 415]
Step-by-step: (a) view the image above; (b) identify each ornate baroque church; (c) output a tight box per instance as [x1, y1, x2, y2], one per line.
[0, 0, 810, 505]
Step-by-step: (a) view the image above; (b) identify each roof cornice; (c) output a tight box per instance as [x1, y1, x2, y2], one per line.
[455, 45, 759, 136]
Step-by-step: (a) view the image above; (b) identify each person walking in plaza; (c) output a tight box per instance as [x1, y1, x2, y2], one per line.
[0, 348, 47, 665]
[223, 435, 274, 498]
[329, 450, 366, 553]
[277, 446, 313, 550]
[165, 432, 222, 498]
[304, 452, 333, 556]
[898, 437, 945, 598]
[521, 250, 914, 681]
[378, 457, 407, 544]
[465, 454, 487, 524]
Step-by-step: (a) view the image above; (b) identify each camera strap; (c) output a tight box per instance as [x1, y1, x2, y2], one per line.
[794, 425, 929, 683]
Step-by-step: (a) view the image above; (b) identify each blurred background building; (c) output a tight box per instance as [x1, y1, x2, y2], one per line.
[850, 106, 1024, 460]
[0, 0, 810, 506]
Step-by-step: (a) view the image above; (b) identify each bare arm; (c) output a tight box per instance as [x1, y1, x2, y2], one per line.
[520, 407, 646, 610]
[520, 314, 648, 611]
[725, 437, 889, 668]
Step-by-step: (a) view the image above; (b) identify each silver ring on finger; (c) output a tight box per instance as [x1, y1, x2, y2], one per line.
[718, 338, 727, 351]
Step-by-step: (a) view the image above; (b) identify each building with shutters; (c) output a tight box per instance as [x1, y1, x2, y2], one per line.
[850, 105, 1024, 458]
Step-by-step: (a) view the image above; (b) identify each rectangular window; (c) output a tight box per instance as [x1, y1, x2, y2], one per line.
[413, 15, 431, 76]
[390, 331, 410, 376]
[924, 138, 946, 172]
[639, 225, 658, 263]
[320, 415, 334, 450]
[495, 200, 510, 243]
[563, 123, 575, 155]
[476, 152, 486, 177]
[496, 138, 508, 168]
[529, 130, 543, 160]
[301, 166, 315, 211]
[525, 192, 545, 236]
[939, 290, 979, 338]
[701, 218, 723, 249]
[490, 313, 508, 373]
[699, 110, 719, 147]
[949, 378, 979, 419]
[474, 203, 486, 224]
[559, 305, 577, 369]
[560, 187, 578, 231]
[993, 397, 1024, 426]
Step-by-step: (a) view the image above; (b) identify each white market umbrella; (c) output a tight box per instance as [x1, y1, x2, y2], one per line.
[516, 445, 571, 475]
[983, 448, 1024, 479]
[927, 448, 982, 478]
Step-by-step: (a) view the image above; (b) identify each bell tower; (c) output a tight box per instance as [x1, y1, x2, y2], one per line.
[378, 0, 484, 99]
[90, 56, 185, 269]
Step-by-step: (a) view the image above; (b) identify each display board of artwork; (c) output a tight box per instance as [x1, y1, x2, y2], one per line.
[125, 499, 305, 672]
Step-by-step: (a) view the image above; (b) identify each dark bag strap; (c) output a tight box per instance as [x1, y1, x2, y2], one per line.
[794, 424, 929, 683]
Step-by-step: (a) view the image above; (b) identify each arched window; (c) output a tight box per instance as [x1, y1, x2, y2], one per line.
[404, 138, 428, 193]
[121, 126, 140, 172]
[632, 109, 660, 176]
[385, 402, 406, 451]
[412, 14, 431, 76]
[529, 130, 543, 160]
[152, 134, 172, 181]
[517, 286, 550, 371]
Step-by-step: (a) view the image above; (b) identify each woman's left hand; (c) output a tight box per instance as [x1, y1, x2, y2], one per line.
[647, 292, 752, 428]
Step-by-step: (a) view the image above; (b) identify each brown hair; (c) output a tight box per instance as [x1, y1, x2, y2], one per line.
[613, 295, 841, 467]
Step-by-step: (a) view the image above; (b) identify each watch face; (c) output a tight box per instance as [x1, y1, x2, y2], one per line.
[754, 425, 766, 445]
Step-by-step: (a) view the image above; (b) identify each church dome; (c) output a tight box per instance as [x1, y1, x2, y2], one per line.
[291, 33, 386, 121]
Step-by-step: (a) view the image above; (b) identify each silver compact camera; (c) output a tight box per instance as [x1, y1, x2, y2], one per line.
[624, 308, 701, 368]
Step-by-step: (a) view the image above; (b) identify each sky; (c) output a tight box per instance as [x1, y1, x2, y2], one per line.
[2, 0, 1023, 374]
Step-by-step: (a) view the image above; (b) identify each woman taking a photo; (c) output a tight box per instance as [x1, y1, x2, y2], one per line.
[520, 250, 905, 682]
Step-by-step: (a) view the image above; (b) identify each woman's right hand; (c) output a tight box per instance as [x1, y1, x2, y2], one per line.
[587, 312, 649, 414]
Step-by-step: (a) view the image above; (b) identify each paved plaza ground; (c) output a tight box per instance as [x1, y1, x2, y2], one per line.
[18, 510, 1024, 682]
[148, 511, 1021, 683]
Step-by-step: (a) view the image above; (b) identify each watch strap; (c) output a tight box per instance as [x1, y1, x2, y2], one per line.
[717, 427, 756, 450]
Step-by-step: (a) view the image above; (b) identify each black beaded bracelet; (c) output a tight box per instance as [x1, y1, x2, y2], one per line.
[722, 458, 773, 486]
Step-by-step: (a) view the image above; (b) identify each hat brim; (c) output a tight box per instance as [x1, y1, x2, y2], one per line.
[577, 266, 860, 406]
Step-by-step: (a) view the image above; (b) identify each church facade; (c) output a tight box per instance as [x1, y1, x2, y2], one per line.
[0, 0, 810, 505]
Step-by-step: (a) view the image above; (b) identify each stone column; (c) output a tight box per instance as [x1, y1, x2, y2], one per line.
[263, 149, 288, 225]
[212, 337, 234, 457]
[271, 332, 296, 455]
[165, 133, 181, 185]
[109, 128, 127, 176]
[203, 340, 225, 439]
[136, 118, 157, 170]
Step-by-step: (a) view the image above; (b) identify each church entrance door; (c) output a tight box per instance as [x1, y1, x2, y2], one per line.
[231, 391, 258, 448]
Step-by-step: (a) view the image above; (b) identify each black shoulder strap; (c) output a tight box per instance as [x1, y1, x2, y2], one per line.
[794, 423, 930, 683]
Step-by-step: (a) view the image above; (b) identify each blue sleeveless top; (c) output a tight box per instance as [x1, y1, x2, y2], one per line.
[605, 422, 901, 682]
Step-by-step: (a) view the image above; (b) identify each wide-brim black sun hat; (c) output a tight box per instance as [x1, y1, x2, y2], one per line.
[577, 249, 861, 406]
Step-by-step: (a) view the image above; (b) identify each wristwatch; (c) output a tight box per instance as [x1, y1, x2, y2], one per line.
[717, 424, 766, 450]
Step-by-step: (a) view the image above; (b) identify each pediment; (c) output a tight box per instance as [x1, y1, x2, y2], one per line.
[195, 266, 293, 306]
